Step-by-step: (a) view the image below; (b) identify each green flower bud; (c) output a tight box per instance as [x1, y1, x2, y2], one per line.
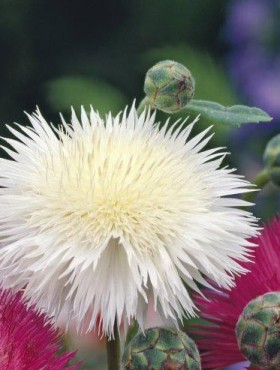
[144, 60, 195, 113]
[263, 134, 280, 188]
[236, 292, 280, 369]
[122, 327, 201, 370]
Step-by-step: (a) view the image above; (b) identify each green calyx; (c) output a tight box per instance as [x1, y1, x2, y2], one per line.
[122, 326, 201, 370]
[236, 292, 280, 370]
[144, 60, 195, 113]
[263, 134, 280, 188]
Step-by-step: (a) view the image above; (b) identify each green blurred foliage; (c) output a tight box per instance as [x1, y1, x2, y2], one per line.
[45, 76, 127, 116]
[0, 0, 227, 127]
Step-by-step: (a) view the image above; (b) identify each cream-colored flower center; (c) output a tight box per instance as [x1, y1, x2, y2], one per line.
[29, 129, 210, 254]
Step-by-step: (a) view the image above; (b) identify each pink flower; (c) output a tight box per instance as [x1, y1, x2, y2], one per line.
[195, 217, 280, 370]
[0, 288, 79, 369]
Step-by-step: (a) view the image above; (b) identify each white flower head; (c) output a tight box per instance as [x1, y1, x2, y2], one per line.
[0, 104, 258, 337]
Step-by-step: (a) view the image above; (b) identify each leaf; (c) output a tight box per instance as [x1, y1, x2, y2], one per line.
[185, 100, 273, 126]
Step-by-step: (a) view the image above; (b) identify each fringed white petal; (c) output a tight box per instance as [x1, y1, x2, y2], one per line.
[0, 104, 258, 336]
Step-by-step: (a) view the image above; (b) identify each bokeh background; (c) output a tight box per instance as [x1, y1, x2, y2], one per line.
[0, 0, 279, 368]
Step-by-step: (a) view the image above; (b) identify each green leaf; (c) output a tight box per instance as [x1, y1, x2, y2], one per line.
[185, 100, 273, 126]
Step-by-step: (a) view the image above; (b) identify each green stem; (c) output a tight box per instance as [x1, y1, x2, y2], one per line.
[106, 321, 121, 370]
[243, 169, 270, 203]
[137, 97, 152, 115]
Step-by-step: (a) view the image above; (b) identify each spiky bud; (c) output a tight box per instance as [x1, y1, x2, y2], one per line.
[236, 292, 280, 369]
[263, 134, 280, 188]
[122, 327, 201, 370]
[144, 60, 195, 113]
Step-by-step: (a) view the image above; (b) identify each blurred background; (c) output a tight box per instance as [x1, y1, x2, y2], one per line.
[0, 0, 279, 368]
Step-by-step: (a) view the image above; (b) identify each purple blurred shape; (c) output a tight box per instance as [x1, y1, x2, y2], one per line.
[227, 0, 273, 44]
[226, 361, 250, 370]
[225, 0, 280, 137]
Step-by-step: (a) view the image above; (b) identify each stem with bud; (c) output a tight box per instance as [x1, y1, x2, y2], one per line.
[136, 97, 151, 115]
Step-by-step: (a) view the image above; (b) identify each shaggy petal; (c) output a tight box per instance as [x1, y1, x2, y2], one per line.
[0, 104, 258, 336]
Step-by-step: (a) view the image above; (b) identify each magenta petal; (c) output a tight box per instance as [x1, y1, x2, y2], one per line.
[194, 217, 280, 369]
[0, 288, 80, 369]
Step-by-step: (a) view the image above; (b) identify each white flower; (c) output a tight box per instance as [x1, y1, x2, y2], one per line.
[0, 104, 258, 337]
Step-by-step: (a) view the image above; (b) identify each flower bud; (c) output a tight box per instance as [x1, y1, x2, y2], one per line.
[263, 134, 280, 187]
[236, 292, 280, 369]
[144, 60, 195, 113]
[122, 327, 201, 370]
